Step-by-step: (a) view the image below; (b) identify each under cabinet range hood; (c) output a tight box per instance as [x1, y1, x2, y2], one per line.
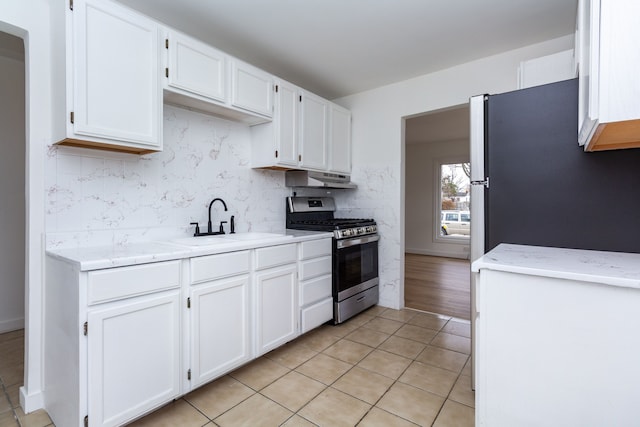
[285, 171, 357, 189]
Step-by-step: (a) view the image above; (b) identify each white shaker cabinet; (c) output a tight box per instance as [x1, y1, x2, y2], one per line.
[231, 59, 274, 118]
[44, 258, 182, 427]
[254, 244, 299, 355]
[328, 104, 352, 174]
[298, 238, 333, 333]
[165, 31, 227, 103]
[577, 0, 640, 151]
[187, 251, 252, 388]
[87, 290, 181, 427]
[299, 90, 329, 171]
[53, 0, 163, 154]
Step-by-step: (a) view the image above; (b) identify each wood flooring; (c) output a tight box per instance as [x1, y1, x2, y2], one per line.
[405, 253, 471, 320]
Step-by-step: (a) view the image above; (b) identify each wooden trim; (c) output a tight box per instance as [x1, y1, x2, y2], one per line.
[55, 138, 158, 155]
[586, 119, 640, 151]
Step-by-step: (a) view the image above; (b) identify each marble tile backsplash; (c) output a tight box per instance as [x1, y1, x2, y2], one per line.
[45, 105, 291, 249]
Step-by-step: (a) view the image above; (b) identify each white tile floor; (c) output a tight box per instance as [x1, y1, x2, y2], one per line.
[0, 307, 475, 426]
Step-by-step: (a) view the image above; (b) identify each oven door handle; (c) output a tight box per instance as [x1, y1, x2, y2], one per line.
[336, 234, 379, 249]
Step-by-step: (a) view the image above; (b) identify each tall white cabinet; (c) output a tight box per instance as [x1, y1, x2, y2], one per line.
[53, 0, 163, 153]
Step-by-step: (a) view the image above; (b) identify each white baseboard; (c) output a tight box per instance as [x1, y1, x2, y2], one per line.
[405, 247, 470, 260]
[0, 317, 25, 334]
[20, 386, 44, 413]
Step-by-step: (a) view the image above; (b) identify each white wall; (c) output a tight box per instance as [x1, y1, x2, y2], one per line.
[333, 34, 574, 309]
[0, 48, 25, 333]
[45, 105, 292, 248]
[405, 138, 469, 258]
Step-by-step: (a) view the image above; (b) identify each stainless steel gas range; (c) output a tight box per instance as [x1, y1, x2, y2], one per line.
[286, 196, 379, 324]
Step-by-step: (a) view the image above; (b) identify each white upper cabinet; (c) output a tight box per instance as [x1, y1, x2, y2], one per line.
[54, 0, 163, 153]
[577, 0, 640, 151]
[231, 59, 274, 118]
[166, 31, 226, 102]
[299, 90, 329, 171]
[329, 103, 352, 174]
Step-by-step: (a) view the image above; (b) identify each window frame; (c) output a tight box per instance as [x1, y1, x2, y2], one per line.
[433, 156, 471, 245]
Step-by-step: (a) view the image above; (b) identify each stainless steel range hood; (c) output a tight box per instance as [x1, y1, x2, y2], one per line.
[285, 171, 357, 189]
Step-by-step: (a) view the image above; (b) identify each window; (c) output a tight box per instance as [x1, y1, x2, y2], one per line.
[435, 160, 470, 242]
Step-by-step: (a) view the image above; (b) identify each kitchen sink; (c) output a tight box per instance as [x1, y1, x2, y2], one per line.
[223, 232, 292, 240]
[172, 232, 292, 247]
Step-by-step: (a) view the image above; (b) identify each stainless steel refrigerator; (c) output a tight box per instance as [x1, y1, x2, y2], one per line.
[468, 78, 640, 387]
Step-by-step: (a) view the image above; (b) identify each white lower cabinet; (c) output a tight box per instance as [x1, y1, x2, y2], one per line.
[254, 264, 298, 355]
[87, 290, 181, 427]
[189, 275, 251, 388]
[298, 238, 333, 333]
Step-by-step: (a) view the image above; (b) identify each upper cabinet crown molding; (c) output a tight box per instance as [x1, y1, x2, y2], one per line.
[577, 0, 640, 151]
[53, 0, 163, 154]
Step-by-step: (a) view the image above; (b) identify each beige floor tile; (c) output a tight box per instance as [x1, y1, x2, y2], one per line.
[184, 375, 254, 419]
[361, 317, 404, 335]
[357, 349, 412, 380]
[0, 365, 23, 388]
[0, 409, 18, 427]
[365, 305, 388, 317]
[325, 320, 360, 338]
[407, 313, 449, 331]
[14, 407, 51, 427]
[376, 382, 444, 426]
[431, 332, 471, 354]
[449, 374, 475, 408]
[332, 366, 394, 404]
[442, 319, 472, 338]
[394, 324, 438, 344]
[4, 384, 20, 409]
[260, 371, 325, 412]
[462, 357, 472, 377]
[357, 407, 419, 427]
[0, 394, 11, 413]
[432, 399, 475, 427]
[378, 335, 426, 360]
[322, 339, 373, 364]
[343, 313, 376, 328]
[345, 328, 390, 348]
[281, 414, 317, 426]
[298, 387, 370, 427]
[416, 345, 469, 373]
[296, 353, 351, 385]
[378, 309, 418, 323]
[295, 327, 341, 352]
[127, 400, 208, 427]
[229, 357, 289, 391]
[215, 394, 292, 427]
[398, 361, 458, 397]
[264, 341, 318, 369]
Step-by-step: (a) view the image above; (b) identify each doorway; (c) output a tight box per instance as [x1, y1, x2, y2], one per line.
[404, 106, 471, 320]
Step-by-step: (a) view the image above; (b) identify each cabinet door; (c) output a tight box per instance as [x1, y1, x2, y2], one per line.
[166, 31, 226, 102]
[189, 276, 251, 388]
[231, 60, 273, 117]
[274, 80, 299, 167]
[255, 264, 298, 355]
[72, 0, 161, 148]
[87, 290, 181, 427]
[329, 104, 352, 174]
[299, 91, 329, 170]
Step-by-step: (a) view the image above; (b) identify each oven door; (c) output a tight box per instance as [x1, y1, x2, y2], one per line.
[334, 234, 379, 301]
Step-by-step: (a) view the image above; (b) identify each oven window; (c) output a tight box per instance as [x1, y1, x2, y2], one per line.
[335, 240, 378, 294]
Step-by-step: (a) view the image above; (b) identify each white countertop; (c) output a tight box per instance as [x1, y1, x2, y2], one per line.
[47, 230, 333, 271]
[472, 244, 640, 290]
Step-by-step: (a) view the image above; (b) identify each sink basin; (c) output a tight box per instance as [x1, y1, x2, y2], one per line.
[225, 232, 292, 241]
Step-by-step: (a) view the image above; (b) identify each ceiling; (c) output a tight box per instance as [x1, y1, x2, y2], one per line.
[116, 0, 578, 100]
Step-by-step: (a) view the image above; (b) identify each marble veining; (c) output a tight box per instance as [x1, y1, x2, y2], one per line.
[45, 105, 292, 249]
[472, 244, 640, 289]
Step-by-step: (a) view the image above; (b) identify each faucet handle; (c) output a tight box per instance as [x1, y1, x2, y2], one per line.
[219, 221, 228, 234]
[230, 215, 235, 234]
[190, 222, 200, 236]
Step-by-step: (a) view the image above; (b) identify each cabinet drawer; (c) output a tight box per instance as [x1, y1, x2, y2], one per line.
[191, 251, 250, 284]
[254, 244, 297, 270]
[301, 297, 333, 334]
[88, 260, 180, 305]
[300, 274, 332, 306]
[299, 256, 331, 281]
[299, 238, 332, 260]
